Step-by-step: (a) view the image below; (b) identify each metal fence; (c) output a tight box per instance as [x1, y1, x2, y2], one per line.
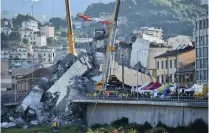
[73, 94, 208, 103]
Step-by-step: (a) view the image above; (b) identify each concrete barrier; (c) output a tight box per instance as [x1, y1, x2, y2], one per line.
[73, 99, 208, 127]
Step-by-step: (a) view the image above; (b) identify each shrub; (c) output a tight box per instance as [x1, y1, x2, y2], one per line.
[129, 128, 137, 133]
[143, 121, 152, 131]
[111, 117, 129, 128]
[156, 121, 169, 129]
[145, 127, 168, 133]
[91, 124, 103, 130]
[188, 118, 208, 133]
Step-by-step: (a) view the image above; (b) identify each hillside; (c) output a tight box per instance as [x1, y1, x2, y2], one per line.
[84, 0, 208, 39]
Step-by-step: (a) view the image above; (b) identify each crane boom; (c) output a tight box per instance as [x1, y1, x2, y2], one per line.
[65, 0, 76, 55]
[100, 0, 121, 89]
[77, 13, 112, 25]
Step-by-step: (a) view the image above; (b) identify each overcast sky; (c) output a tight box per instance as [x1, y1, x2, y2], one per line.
[2, 0, 114, 17]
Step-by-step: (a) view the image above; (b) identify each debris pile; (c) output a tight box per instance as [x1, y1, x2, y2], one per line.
[1, 53, 101, 128]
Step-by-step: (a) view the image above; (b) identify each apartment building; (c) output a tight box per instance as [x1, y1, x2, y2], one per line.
[22, 19, 39, 31]
[40, 25, 55, 38]
[21, 28, 36, 45]
[195, 14, 209, 85]
[9, 47, 28, 68]
[155, 45, 195, 85]
[135, 27, 163, 40]
[35, 36, 47, 47]
[1, 27, 12, 36]
[33, 46, 56, 64]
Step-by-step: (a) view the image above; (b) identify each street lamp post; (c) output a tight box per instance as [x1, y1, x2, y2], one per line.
[177, 49, 180, 102]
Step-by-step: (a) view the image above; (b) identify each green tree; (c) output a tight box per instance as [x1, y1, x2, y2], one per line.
[49, 17, 67, 28]
[1, 33, 9, 48]
[23, 38, 28, 44]
[9, 32, 21, 41]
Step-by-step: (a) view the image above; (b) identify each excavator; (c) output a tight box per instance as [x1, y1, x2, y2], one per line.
[65, 0, 121, 91]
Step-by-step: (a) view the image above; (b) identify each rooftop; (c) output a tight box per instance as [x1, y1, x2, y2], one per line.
[149, 42, 172, 48]
[23, 28, 34, 32]
[155, 45, 195, 58]
[140, 27, 163, 32]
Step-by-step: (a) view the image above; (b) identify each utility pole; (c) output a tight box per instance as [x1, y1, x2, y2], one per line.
[177, 50, 180, 102]
[31, 1, 34, 17]
[136, 51, 139, 100]
[122, 42, 125, 89]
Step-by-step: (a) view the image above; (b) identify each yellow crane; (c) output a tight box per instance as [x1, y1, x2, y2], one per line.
[65, 0, 76, 55]
[96, 0, 121, 91]
[64, 0, 121, 91]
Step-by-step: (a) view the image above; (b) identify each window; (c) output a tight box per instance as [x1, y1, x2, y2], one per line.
[196, 21, 198, 30]
[24, 35, 27, 37]
[174, 59, 177, 68]
[203, 70, 207, 80]
[199, 36, 203, 46]
[196, 59, 200, 69]
[53, 53, 55, 57]
[183, 74, 185, 82]
[49, 53, 51, 57]
[157, 61, 159, 69]
[203, 58, 208, 68]
[179, 75, 182, 82]
[161, 61, 164, 69]
[200, 70, 203, 80]
[44, 58, 46, 61]
[44, 53, 45, 56]
[204, 47, 208, 57]
[196, 48, 199, 57]
[191, 74, 193, 82]
[157, 75, 159, 82]
[206, 19, 208, 29]
[200, 59, 203, 69]
[161, 75, 164, 83]
[196, 37, 198, 45]
[166, 74, 169, 83]
[166, 60, 168, 69]
[170, 60, 172, 68]
[203, 36, 205, 45]
[200, 47, 203, 57]
[199, 20, 202, 30]
[49, 58, 51, 62]
[203, 19, 205, 29]
[169, 74, 172, 83]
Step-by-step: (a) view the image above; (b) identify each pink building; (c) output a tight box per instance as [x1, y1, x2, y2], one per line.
[40, 26, 55, 38]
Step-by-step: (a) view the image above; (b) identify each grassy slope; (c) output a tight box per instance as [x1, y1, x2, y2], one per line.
[1, 126, 85, 133]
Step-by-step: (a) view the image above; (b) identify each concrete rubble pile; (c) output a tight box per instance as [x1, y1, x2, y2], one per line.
[2, 52, 101, 127]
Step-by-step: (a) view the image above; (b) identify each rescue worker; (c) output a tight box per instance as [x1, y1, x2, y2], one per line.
[52, 117, 61, 131]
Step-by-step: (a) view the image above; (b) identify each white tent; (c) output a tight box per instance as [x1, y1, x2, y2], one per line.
[185, 84, 203, 93]
[135, 82, 150, 92]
